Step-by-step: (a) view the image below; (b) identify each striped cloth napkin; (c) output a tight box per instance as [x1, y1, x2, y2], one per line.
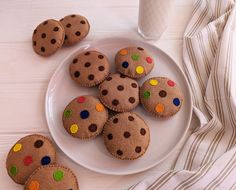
[129, 0, 236, 189]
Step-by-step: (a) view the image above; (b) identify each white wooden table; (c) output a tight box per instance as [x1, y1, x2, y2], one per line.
[0, 0, 195, 189]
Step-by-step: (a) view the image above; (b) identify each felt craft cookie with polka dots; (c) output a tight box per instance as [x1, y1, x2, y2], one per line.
[24, 164, 79, 190]
[6, 134, 56, 184]
[60, 14, 90, 46]
[140, 77, 184, 118]
[62, 95, 108, 140]
[98, 73, 139, 112]
[32, 19, 65, 56]
[115, 46, 154, 78]
[69, 50, 110, 87]
[103, 112, 150, 160]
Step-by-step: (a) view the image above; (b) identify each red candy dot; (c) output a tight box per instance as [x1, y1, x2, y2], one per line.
[77, 96, 86, 103]
[167, 80, 175, 87]
[23, 156, 33, 166]
[146, 57, 153, 64]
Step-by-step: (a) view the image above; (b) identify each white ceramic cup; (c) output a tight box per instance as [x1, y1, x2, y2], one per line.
[138, 0, 175, 40]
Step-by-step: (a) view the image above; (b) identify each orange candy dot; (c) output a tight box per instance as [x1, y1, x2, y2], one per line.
[95, 103, 105, 112]
[28, 180, 40, 190]
[155, 103, 165, 113]
[119, 49, 128, 55]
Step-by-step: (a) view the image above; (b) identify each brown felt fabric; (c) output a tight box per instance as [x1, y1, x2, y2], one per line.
[24, 164, 79, 190]
[140, 77, 184, 118]
[98, 73, 139, 112]
[115, 46, 154, 79]
[103, 112, 150, 160]
[60, 14, 90, 46]
[6, 134, 56, 184]
[32, 19, 65, 56]
[69, 50, 110, 87]
[62, 95, 108, 139]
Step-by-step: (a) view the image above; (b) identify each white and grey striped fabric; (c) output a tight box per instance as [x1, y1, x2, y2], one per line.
[130, 0, 236, 189]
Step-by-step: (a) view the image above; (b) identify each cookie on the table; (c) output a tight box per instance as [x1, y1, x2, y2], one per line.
[6, 134, 56, 184]
[32, 19, 65, 56]
[62, 95, 108, 139]
[60, 14, 90, 46]
[103, 112, 150, 160]
[115, 46, 154, 78]
[98, 73, 139, 112]
[140, 77, 183, 118]
[24, 164, 79, 190]
[69, 50, 110, 87]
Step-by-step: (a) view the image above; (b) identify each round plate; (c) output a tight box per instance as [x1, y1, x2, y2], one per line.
[45, 38, 192, 175]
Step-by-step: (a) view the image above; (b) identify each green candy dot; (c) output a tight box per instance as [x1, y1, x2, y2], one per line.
[143, 91, 151, 99]
[10, 166, 18, 176]
[131, 54, 140, 61]
[53, 170, 64, 181]
[64, 110, 72, 118]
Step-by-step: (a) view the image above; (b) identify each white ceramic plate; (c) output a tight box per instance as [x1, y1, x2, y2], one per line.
[45, 38, 192, 175]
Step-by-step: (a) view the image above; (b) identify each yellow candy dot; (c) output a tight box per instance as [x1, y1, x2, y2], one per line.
[28, 180, 40, 190]
[95, 103, 105, 112]
[13, 143, 22, 152]
[136, 66, 144, 74]
[70, 124, 79, 134]
[119, 49, 128, 55]
[149, 79, 158, 86]
[155, 103, 165, 113]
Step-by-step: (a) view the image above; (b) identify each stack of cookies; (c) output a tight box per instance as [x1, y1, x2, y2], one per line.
[63, 46, 184, 160]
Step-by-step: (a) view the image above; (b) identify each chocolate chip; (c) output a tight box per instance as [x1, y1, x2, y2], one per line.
[135, 146, 142, 153]
[88, 74, 94, 80]
[41, 47, 45, 52]
[140, 128, 146, 135]
[98, 55, 104, 59]
[85, 52, 90, 56]
[107, 134, 113, 140]
[159, 90, 167, 97]
[128, 116, 134, 121]
[66, 23, 71, 28]
[124, 131, 131, 138]
[43, 21, 48, 25]
[112, 99, 119, 106]
[120, 74, 126, 78]
[51, 39, 56, 44]
[75, 31, 81, 36]
[84, 62, 91, 67]
[88, 124, 97, 132]
[137, 47, 144, 51]
[74, 71, 80, 78]
[129, 97, 135, 104]
[117, 150, 123, 156]
[33, 41, 36, 46]
[106, 77, 112, 81]
[102, 89, 108, 96]
[41, 33, 46, 38]
[117, 85, 124, 91]
[60, 18, 64, 21]
[80, 20, 86, 24]
[53, 26, 59, 31]
[34, 140, 44, 148]
[73, 58, 78, 64]
[98, 66, 105, 71]
[71, 14, 76, 17]
[65, 35, 68, 40]
[113, 118, 118, 124]
[33, 29, 37, 34]
[131, 83, 137, 88]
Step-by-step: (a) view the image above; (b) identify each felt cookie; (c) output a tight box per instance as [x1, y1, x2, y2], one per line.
[32, 19, 65, 56]
[98, 73, 139, 112]
[6, 134, 56, 184]
[60, 14, 90, 46]
[24, 164, 79, 190]
[140, 77, 184, 117]
[62, 95, 108, 139]
[103, 112, 150, 160]
[115, 46, 154, 78]
[69, 50, 110, 87]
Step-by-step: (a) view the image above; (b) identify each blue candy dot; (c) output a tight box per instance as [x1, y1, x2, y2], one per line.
[80, 110, 90, 119]
[173, 98, 180, 106]
[122, 61, 129, 68]
[41, 156, 51, 165]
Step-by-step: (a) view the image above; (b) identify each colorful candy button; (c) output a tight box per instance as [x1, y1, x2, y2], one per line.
[70, 124, 79, 134]
[119, 49, 128, 55]
[77, 96, 86, 103]
[23, 156, 33, 166]
[155, 103, 164, 113]
[10, 165, 18, 176]
[34, 140, 44, 148]
[149, 79, 158, 86]
[53, 170, 64, 181]
[146, 57, 153, 64]
[13, 143, 22, 152]
[122, 61, 129, 68]
[28, 180, 40, 190]
[143, 91, 151, 99]
[136, 66, 144, 74]
[167, 80, 175, 87]
[41, 156, 51, 165]
[80, 110, 89, 119]
[131, 54, 140, 61]
[64, 109, 72, 118]
[173, 98, 180, 106]
[95, 103, 104, 112]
